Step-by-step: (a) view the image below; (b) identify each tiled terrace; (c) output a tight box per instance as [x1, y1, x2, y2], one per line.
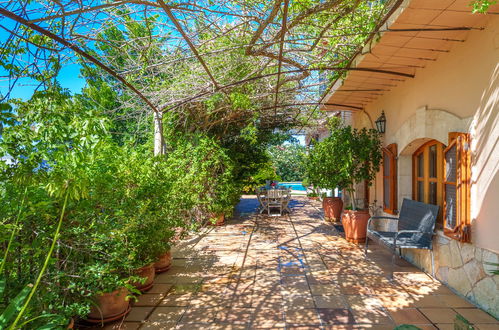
[105, 196, 498, 329]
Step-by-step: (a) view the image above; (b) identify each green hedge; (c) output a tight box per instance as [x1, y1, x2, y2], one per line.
[0, 93, 242, 327]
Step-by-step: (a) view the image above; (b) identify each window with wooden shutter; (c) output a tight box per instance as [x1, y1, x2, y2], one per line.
[382, 144, 397, 214]
[443, 133, 471, 242]
[412, 140, 445, 226]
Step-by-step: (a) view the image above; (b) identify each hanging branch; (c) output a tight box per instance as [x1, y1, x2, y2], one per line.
[157, 0, 221, 90]
[161, 66, 414, 112]
[0, 7, 160, 114]
[273, 0, 289, 117]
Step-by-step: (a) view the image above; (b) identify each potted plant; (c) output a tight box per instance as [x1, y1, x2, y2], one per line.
[154, 250, 172, 273]
[123, 214, 171, 292]
[208, 211, 225, 226]
[313, 119, 382, 243]
[206, 163, 240, 227]
[153, 229, 175, 273]
[73, 214, 138, 324]
[305, 121, 349, 222]
[85, 278, 131, 324]
[302, 178, 318, 200]
[306, 191, 319, 200]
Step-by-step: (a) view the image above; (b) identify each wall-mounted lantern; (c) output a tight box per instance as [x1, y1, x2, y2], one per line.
[375, 111, 386, 134]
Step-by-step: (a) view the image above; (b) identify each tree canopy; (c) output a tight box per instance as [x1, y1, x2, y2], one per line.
[268, 142, 307, 181]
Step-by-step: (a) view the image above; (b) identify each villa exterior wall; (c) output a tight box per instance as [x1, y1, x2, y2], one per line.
[350, 16, 499, 317]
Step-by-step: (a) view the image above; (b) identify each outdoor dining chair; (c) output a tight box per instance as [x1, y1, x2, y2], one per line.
[267, 188, 286, 216]
[281, 188, 292, 213]
[256, 187, 269, 214]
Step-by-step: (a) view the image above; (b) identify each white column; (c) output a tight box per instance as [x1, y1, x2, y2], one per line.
[154, 111, 165, 156]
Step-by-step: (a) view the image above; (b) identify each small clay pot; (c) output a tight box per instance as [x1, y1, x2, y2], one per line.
[209, 213, 224, 226]
[342, 209, 370, 244]
[154, 251, 172, 273]
[307, 196, 319, 200]
[86, 288, 130, 323]
[131, 263, 155, 292]
[323, 197, 343, 222]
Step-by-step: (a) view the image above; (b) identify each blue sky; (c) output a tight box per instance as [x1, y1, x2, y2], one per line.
[0, 64, 86, 100]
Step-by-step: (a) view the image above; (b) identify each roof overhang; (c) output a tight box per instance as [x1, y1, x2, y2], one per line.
[320, 0, 499, 112]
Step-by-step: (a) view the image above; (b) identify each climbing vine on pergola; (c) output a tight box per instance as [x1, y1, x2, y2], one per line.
[0, 0, 406, 142]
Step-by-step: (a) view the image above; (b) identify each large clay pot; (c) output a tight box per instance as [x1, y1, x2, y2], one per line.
[209, 213, 224, 226]
[323, 197, 343, 221]
[87, 288, 130, 323]
[342, 209, 370, 244]
[131, 263, 155, 292]
[154, 251, 172, 274]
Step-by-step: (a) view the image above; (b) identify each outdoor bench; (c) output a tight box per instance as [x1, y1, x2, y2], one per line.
[364, 198, 439, 275]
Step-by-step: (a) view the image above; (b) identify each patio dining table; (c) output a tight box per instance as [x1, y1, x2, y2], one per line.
[257, 186, 291, 216]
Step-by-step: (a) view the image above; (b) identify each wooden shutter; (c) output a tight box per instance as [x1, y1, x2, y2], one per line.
[382, 144, 397, 215]
[443, 133, 471, 242]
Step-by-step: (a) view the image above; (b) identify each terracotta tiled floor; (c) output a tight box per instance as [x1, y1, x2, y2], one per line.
[99, 196, 499, 329]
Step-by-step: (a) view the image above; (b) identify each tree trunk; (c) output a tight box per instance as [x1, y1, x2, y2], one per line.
[154, 112, 165, 156]
[350, 185, 357, 211]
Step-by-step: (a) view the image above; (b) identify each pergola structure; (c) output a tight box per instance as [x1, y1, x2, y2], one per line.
[0, 1, 408, 134]
[0, 0, 489, 150]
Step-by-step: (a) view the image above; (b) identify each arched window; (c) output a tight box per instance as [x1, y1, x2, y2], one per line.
[412, 140, 445, 226]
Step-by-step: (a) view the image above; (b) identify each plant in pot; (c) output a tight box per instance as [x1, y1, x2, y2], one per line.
[207, 186, 239, 226]
[305, 124, 349, 222]
[153, 228, 175, 273]
[78, 264, 133, 324]
[318, 119, 382, 243]
[119, 206, 171, 293]
[67, 213, 139, 325]
[302, 178, 318, 200]
[203, 143, 239, 227]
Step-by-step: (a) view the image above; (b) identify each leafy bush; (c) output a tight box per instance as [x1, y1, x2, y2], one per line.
[164, 135, 240, 224]
[268, 143, 307, 181]
[0, 90, 244, 327]
[306, 118, 382, 210]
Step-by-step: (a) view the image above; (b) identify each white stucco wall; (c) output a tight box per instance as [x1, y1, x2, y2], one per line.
[353, 16, 499, 254]
[348, 15, 499, 316]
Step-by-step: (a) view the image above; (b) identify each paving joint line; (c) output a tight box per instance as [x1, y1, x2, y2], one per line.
[287, 199, 327, 330]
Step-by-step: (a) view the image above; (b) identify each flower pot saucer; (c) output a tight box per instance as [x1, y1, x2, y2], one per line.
[136, 281, 154, 293]
[84, 304, 131, 324]
[155, 264, 171, 274]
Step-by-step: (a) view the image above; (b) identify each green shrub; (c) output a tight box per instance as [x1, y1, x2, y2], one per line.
[0, 90, 247, 327]
[305, 118, 382, 210]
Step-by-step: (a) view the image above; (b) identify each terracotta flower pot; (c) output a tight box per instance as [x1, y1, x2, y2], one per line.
[209, 213, 224, 226]
[342, 209, 370, 244]
[86, 288, 130, 323]
[323, 197, 343, 222]
[154, 251, 172, 274]
[131, 263, 155, 292]
[307, 196, 319, 200]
